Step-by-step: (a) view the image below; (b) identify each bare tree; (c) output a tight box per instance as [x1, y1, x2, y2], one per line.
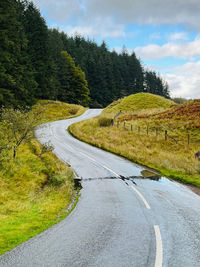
[1, 107, 43, 158]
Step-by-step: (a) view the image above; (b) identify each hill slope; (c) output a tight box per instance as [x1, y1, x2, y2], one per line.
[157, 100, 200, 129]
[104, 93, 175, 114]
[70, 97, 200, 187]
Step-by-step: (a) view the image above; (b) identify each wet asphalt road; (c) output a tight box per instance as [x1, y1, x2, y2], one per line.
[0, 109, 200, 267]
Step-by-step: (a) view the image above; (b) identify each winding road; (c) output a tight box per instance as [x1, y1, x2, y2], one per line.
[0, 109, 200, 267]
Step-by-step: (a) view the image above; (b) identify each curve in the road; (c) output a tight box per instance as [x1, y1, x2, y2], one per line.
[0, 109, 200, 267]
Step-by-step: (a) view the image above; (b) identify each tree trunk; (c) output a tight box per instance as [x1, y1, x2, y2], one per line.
[13, 146, 17, 159]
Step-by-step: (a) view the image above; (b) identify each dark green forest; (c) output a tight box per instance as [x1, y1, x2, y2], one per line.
[0, 0, 170, 108]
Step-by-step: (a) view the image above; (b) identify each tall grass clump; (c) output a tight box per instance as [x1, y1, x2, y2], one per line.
[98, 116, 113, 127]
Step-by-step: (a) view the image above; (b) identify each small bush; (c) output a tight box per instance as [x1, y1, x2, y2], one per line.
[47, 174, 67, 186]
[98, 117, 113, 127]
[69, 106, 79, 115]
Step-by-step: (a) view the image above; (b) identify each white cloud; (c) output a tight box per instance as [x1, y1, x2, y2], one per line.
[168, 32, 188, 41]
[61, 17, 126, 39]
[32, 0, 200, 34]
[163, 61, 200, 99]
[135, 39, 200, 60]
[84, 0, 200, 30]
[32, 0, 82, 23]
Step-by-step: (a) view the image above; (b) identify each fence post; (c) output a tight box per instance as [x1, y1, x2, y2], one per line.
[187, 134, 190, 145]
[124, 121, 126, 129]
[131, 125, 133, 131]
[147, 126, 149, 135]
[138, 126, 140, 134]
[165, 130, 167, 141]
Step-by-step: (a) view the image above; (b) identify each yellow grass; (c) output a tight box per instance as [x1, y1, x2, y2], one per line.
[69, 116, 200, 187]
[33, 99, 86, 124]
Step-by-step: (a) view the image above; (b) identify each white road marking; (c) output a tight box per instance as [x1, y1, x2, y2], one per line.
[102, 165, 120, 178]
[80, 152, 120, 178]
[154, 225, 163, 267]
[131, 185, 151, 209]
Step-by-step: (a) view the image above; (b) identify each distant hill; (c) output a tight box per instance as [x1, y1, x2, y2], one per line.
[103, 93, 175, 114]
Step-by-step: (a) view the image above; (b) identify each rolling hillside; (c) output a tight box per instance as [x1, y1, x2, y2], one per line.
[70, 94, 200, 187]
[103, 93, 175, 114]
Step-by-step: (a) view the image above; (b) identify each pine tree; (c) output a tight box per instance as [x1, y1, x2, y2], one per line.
[72, 66, 90, 106]
[57, 51, 90, 106]
[144, 70, 170, 98]
[0, 0, 36, 107]
[22, 1, 49, 98]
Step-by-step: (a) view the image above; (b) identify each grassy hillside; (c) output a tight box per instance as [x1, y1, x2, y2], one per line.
[33, 100, 86, 123]
[104, 93, 175, 114]
[0, 101, 86, 255]
[69, 96, 200, 187]
[118, 99, 200, 132]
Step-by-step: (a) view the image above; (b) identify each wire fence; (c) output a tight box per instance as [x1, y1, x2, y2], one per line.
[112, 120, 200, 146]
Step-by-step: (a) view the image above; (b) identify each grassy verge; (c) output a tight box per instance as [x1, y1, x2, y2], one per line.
[33, 99, 86, 124]
[69, 114, 200, 187]
[0, 101, 86, 255]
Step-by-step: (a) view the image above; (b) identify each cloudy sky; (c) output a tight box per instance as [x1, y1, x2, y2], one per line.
[32, 0, 200, 99]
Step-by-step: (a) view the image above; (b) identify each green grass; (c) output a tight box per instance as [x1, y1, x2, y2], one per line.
[69, 96, 200, 187]
[32, 99, 86, 124]
[0, 100, 86, 255]
[104, 92, 175, 114]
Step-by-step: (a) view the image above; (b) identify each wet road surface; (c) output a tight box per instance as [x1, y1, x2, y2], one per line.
[0, 109, 200, 267]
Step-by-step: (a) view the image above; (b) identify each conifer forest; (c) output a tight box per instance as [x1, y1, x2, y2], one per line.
[0, 0, 170, 108]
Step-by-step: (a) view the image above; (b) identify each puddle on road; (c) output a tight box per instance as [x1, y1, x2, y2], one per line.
[80, 169, 161, 184]
[76, 170, 200, 197]
[140, 170, 161, 181]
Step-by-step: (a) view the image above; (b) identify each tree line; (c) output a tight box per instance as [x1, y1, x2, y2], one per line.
[0, 0, 170, 108]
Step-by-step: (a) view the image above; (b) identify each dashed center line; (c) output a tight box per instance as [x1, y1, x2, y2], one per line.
[154, 225, 163, 267]
[131, 185, 151, 209]
[80, 151, 120, 178]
